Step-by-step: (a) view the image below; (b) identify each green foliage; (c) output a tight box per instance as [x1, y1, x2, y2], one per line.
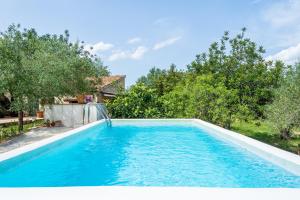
[108, 28, 284, 130]
[0, 24, 41, 112]
[0, 24, 99, 111]
[0, 119, 44, 142]
[266, 63, 300, 139]
[137, 64, 183, 95]
[107, 83, 162, 118]
[0, 24, 100, 132]
[187, 28, 284, 118]
[93, 57, 110, 77]
[162, 75, 242, 128]
[108, 64, 183, 119]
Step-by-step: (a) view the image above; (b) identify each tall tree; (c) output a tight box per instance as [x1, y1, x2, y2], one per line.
[93, 57, 110, 77]
[137, 64, 183, 96]
[0, 25, 41, 132]
[266, 63, 300, 139]
[0, 24, 98, 132]
[107, 28, 286, 130]
[187, 28, 284, 119]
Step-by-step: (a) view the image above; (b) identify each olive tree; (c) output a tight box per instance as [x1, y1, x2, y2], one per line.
[0, 24, 98, 132]
[266, 63, 300, 139]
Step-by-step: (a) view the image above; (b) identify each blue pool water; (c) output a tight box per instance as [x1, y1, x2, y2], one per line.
[0, 120, 300, 187]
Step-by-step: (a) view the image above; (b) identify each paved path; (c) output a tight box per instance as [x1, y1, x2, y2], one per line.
[0, 117, 41, 125]
[0, 126, 73, 153]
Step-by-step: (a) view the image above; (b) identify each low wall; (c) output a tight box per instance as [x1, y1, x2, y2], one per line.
[44, 104, 99, 127]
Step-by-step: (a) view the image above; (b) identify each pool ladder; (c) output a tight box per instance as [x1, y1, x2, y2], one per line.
[83, 103, 112, 127]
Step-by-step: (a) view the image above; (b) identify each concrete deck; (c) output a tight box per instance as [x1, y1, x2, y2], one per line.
[1, 187, 300, 200]
[0, 126, 73, 153]
[0, 117, 40, 125]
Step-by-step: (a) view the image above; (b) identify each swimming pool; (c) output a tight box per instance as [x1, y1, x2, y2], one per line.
[0, 119, 300, 187]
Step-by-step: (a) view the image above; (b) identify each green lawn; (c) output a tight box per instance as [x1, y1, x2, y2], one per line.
[0, 119, 44, 142]
[232, 121, 300, 155]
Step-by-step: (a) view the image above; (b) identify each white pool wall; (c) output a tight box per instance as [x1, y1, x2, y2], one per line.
[0, 120, 105, 163]
[44, 104, 100, 127]
[192, 119, 300, 175]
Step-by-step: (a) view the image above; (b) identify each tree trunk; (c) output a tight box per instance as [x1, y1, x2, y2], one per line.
[18, 111, 24, 134]
[224, 122, 231, 129]
[224, 118, 232, 129]
[280, 128, 291, 140]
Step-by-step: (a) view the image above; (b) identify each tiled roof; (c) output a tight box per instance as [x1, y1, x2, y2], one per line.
[89, 75, 125, 90]
[100, 75, 125, 88]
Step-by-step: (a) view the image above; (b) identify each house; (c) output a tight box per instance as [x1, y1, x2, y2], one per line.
[95, 75, 126, 103]
[44, 75, 125, 127]
[62, 75, 126, 104]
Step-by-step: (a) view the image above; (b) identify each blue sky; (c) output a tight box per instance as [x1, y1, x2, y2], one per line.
[1, 0, 300, 86]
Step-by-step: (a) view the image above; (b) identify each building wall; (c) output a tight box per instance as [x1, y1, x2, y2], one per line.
[44, 104, 100, 127]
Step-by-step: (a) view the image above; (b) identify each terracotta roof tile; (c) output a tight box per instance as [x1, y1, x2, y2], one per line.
[89, 75, 125, 90]
[100, 75, 125, 87]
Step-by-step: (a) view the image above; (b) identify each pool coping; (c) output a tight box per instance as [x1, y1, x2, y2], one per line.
[191, 119, 300, 176]
[0, 120, 105, 163]
[0, 186, 300, 199]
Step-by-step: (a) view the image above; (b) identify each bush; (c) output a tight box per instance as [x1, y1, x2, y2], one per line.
[107, 83, 162, 118]
[161, 75, 245, 128]
[266, 63, 300, 139]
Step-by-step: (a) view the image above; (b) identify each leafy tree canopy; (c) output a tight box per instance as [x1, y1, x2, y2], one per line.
[266, 63, 300, 139]
[187, 28, 284, 118]
[0, 24, 101, 131]
[107, 28, 286, 130]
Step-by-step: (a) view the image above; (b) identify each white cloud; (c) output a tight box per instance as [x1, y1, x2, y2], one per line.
[84, 41, 114, 54]
[153, 36, 181, 50]
[108, 46, 148, 61]
[266, 42, 300, 64]
[108, 51, 128, 61]
[264, 0, 300, 28]
[131, 46, 148, 59]
[127, 37, 142, 44]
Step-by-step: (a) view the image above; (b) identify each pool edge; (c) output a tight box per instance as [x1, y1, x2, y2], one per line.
[192, 119, 300, 176]
[1, 118, 300, 176]
[0, 186, 300, 199]
[0, 120, 106, 163]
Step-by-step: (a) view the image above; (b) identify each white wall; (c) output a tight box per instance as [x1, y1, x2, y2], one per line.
[44, 104, 100, 127]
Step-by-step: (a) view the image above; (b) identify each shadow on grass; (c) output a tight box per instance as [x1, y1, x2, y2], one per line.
[232, 121, 300, 154]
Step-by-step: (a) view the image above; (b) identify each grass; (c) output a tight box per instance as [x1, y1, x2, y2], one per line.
[0, 119, 44, 142]
[232, 120, 300, 155]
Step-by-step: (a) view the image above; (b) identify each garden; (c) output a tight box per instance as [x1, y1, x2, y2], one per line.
[1, 25, 300, 154]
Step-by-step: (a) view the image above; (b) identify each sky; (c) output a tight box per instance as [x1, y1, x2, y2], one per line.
[1, 0, 300, 86]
